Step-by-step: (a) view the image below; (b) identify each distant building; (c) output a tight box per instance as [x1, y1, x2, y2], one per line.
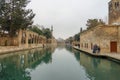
[47, 26, 57, 46]
[57, 38, 65, 45]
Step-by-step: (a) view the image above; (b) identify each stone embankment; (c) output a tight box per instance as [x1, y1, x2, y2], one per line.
[0, 45, 43, 55]
[73, 46, 120, 64]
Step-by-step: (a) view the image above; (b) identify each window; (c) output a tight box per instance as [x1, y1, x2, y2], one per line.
[87, 43, 88, 48]
[115, 2, 119, 9]
[81, 43, 83, 48]
[109, 3, 113, 10]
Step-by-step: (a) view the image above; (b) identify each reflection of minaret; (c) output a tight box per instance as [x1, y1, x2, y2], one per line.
[51, 25, 53, 44]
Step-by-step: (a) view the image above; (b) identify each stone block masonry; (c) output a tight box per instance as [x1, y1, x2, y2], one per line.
[80, 25, 120, 53]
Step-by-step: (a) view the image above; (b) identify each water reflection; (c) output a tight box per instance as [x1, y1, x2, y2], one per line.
[0, 46, 120, 80]
[65, 46, 80, 61]
[57, 45, 65, 50]
[0, 47, 56, 80]
[65, 45, 74, 53]
[0, 54, 31, 80]
[66, 47, 120, 80]
[80, 53, 120, 80]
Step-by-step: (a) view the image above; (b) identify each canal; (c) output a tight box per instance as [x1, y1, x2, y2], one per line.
[0, 46, 120, 80]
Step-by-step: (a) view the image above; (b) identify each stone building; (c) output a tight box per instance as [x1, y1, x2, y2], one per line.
[47, 26, 57, 46]
[80, 25, 120, 53]
[72, 41, 80, 47]
[0, 29, 46, 48]
[109, 0, 120, 24]
[47, 38, 57, 46]
[80, 0, 120, 53]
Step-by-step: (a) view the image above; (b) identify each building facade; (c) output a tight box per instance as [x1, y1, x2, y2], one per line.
[80, 25, 120, 53]
[79, 0, 120, 53]
[0, 29, 46, 48]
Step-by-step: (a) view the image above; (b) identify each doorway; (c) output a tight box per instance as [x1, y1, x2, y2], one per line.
[110, 41, 117, 53]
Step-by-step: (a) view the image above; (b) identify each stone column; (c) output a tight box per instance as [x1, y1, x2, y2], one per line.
[117, 26, 120, 52]
[18, 29, 22, 47]
[25, 31, 28, 48]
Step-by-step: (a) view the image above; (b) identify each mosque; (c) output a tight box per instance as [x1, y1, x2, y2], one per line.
[80, 0, 120, 53]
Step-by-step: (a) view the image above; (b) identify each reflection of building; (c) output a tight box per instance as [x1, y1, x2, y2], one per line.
[0, 47, 56, 69]
[0, 29, 46, 48]
[17, 48, 53, 68]
[79, 53, 120, 80]
[0, 48, 53, 80]
[65, 46, 120, 80]
[80, 0, 120, 53]
[0, 46, 57, 80]
[47, 38, 57, 46]
[57, 38, 65, 46]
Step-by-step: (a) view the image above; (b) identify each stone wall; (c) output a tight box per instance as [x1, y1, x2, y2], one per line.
[0, 29, 46, 48]
[72, 41, 80, 47]
[18, 29, 46, 48]
[109, 0, 120, 24]
[0, 37, 18, 46]
[47, 38, 57, 46]
[80, 25, 120, 53]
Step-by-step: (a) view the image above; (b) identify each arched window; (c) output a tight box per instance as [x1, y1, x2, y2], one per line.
[109, 3, 112, 10]
[21, 32, 26, 44]
[115, 2, 119, 9]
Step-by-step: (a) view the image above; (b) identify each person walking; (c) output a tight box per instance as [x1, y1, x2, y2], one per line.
[93, 44, 97, 53]
[97, 46, 100, 53]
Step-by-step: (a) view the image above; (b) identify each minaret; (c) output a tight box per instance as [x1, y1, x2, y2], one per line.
[109, 0, 120, 24]
[51, 25, 53, 38]
[80, 27, 82, 33]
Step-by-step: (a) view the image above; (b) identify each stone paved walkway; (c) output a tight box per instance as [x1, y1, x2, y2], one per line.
[102, 53, 120, 60]
[0, 46, 43, 55]
[73, 46, 120, 62]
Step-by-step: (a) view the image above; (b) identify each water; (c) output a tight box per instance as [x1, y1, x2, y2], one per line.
[0, 46, 120, 80]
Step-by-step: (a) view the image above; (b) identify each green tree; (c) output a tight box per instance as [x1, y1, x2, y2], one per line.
[29, 25, 52, 39]
[29, 25, 43, 35]
[66, 36, 74, 45]
[86, 19, 105, 29]
[0, 0, 35, 37]
[43, 28, 52, 39]
[74, 32, 80, 41]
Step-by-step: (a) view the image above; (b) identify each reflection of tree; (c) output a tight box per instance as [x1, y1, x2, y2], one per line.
[65, 46, 73, 53]
[43, 50, 52, 64]
[65, 46, 80, 62]
[31, 49, 52, 69]
[27, 48, 52, 69]
[73, 51, 80, 62]
[80, 53, 120, 80]
[0, 56, 31, 80]
[0, 47, 56, 80]
[92, 58, 100, 68]
[65, 46, 120, 80]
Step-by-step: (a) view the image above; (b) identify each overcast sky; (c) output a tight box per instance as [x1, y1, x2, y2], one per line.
[27, 0, 110, 39]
